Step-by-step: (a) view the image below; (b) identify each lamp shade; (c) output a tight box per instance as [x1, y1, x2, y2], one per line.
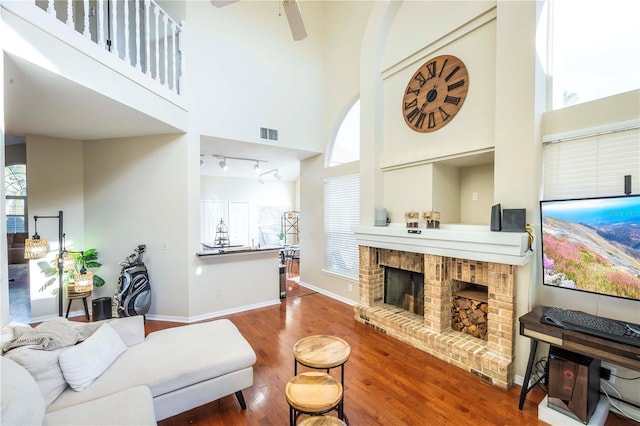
[24, 238, 49, 259]
[73, 271, 94, 293]
[57, 252, 76, 271]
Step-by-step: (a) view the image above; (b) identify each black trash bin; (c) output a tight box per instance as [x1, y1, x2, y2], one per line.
[92, 297, 113, 321]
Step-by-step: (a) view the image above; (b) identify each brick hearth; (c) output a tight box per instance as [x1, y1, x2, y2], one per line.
[354, 246, 516, 389]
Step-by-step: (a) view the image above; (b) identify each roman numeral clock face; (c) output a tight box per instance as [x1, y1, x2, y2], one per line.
[402, 55, 469, 133]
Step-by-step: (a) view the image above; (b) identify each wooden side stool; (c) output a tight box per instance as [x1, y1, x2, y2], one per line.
[286, 372, 343, 426]
[65, 287, 92, 320]
[293, 335, 350, 424]
[298, 416, 346, 426]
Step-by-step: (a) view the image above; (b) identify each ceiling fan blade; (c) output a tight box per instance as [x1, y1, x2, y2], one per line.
[210, 0, 239, 8]
[282, 0, 307, 41]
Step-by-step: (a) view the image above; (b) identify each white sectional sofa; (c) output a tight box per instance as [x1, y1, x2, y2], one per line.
[1, 316, 257, 425]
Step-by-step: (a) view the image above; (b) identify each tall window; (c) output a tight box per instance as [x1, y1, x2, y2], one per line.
[324, 174, 360, 278]
[5, 165, 27, 233]
[327, 100, 360, 166]
[549, 0, 640, 109]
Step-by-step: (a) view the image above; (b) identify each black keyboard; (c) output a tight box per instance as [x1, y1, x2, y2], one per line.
[541, 307, 640, 347]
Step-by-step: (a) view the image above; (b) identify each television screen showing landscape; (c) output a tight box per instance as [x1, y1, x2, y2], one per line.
[540, 195, 640, 301]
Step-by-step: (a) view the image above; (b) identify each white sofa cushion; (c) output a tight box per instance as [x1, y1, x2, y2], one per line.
[1, 356, 46, 426]
[59, 323, 127, 391]
[48, 319, 256, 411]
[3, 346, 69, 406]
[43, 385, 155, 426]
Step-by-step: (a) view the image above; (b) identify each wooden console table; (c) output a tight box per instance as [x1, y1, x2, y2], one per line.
[518, 306, 640, 410]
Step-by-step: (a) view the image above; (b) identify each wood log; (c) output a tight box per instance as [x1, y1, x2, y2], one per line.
[451, 292, 489, 340]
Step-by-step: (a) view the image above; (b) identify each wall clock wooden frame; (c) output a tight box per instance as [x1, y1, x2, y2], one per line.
[402, 55, 469, 133]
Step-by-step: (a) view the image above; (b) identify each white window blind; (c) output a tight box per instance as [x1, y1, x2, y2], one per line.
[543, 127, 640, 200]
[324, 174, 360, 278]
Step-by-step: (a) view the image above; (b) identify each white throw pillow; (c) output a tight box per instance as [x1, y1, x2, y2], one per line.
[59, 323, 127, 391]
[3, 346, 69, 406]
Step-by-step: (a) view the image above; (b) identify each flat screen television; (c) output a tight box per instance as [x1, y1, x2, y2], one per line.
[540, 194, 640, 301]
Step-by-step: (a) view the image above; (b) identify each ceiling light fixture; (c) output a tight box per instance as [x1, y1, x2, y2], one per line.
[258, 169, 282, 182]
[208, 154, 267, 172]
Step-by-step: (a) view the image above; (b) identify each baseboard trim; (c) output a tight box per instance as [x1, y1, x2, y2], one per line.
[297, 280, 358, 307]
[146, 299, 282, 324]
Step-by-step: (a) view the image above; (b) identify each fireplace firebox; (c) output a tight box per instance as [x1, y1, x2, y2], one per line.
[384, 267, 424, 316]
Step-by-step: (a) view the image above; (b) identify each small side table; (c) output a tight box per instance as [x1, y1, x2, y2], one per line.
[286, 372, 343, 425]
[293, 335, 350, 423]
[65, 287, 91, 320]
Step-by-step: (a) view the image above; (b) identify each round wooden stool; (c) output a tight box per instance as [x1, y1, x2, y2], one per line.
[298, 416, 347, 426]
[293, 335, 350, 424]
[286, 372, 343, 425]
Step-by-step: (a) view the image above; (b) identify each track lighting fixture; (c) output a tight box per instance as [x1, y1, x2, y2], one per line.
[258, 169, 281, 183]
[206, 154, 267, 176]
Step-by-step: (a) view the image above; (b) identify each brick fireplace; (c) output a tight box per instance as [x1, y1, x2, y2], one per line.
[353, 224, 531, 389]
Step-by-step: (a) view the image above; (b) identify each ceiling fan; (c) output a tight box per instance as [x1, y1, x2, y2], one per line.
[210, 0, 307, 41]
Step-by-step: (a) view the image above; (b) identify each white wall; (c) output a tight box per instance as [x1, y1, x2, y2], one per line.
[185, 0, 325, 154]
[83, 134, 190, 319]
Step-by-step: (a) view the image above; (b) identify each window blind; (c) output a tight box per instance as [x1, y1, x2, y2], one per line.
[324, 174, 360, 278]
[542, 127, 640, 200]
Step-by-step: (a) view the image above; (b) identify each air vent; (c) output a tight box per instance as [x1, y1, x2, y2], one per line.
[260, 127, 278, 141]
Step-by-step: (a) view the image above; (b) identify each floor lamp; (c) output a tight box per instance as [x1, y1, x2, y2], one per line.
[24, 210, 65, 317]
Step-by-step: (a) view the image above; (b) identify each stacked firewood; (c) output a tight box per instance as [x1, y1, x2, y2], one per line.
[451, 290, 488, 340]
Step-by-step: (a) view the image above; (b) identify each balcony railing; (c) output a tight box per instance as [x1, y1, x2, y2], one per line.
[36, 0, 183, 95]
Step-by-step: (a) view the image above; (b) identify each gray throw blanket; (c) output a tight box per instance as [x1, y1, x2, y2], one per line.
[2, 317, 100, 353]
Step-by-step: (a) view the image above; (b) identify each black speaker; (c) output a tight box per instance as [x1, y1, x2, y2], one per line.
[502, 209, 526, 232]
[625, 175, 632, 195]
[548, 346, 600, 424]
[490, 204, 501, 231]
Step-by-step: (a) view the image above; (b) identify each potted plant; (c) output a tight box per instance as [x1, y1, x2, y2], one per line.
[37, 248, 105, 295]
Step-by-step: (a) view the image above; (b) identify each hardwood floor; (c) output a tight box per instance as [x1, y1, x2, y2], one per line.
[154, 279, 636, 426]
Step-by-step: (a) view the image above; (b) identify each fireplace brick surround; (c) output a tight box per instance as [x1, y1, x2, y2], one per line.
[355, 246, 517, 389]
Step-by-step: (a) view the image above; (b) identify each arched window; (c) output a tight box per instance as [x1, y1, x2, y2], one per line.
[327, 100, 360, 167]
[5, 164, 28, 233]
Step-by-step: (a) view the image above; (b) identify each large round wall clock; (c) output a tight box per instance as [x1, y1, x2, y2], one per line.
[402, 55, 469, 133]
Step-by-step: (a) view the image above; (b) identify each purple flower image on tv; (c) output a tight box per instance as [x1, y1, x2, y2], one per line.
[540, 194, 640, 301]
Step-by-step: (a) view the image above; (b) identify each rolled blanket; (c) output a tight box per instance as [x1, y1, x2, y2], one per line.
[2, 318, 100, 353]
